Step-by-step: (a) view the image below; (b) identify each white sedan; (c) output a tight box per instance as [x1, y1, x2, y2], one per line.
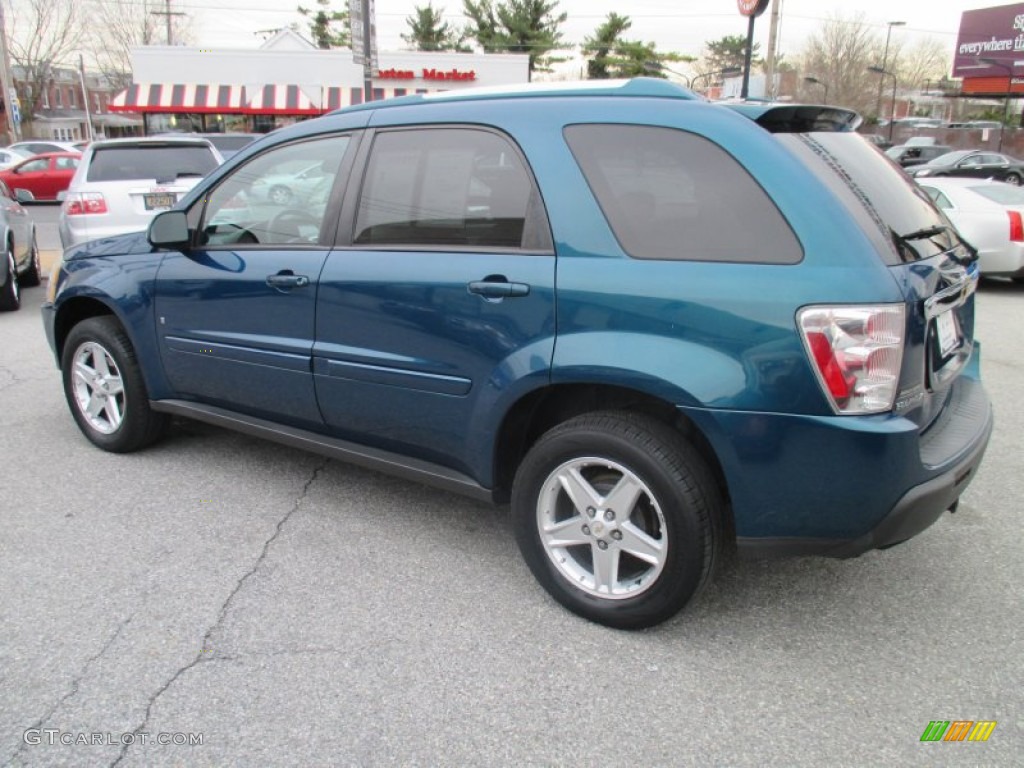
[917, 177, 1024, 280]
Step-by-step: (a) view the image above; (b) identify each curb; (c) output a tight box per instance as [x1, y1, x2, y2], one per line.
[39, 249, 61, 279]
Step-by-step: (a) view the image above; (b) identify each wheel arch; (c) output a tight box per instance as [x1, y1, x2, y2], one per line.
[53, 296, 120, 362]
[491, 382, 734, 539]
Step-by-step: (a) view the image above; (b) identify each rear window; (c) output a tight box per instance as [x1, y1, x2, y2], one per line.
[207, 135, 256, 152]
[778, 133, 957, 263]
[86, 145, 219, 183]
[564, 124, 802, 263]
[969, 183, 1024, 205]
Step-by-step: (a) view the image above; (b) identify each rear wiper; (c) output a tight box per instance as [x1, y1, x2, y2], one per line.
[898, 225, 947, 241]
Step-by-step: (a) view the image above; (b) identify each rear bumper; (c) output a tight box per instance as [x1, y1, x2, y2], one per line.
[687, 373, 993, 559]
[737, 400, 992, 558]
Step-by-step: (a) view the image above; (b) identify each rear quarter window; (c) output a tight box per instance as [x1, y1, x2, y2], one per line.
[563, 124, 802, 264]
[86, 145, 219, 182]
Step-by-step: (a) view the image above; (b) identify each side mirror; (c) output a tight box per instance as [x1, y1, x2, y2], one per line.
[148, 210, 190, 249]
[14, 188, 35, 203]
[56, 190, 67, 202]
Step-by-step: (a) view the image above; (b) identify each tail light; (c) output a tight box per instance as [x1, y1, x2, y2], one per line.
[63, 192, 107, 215]
[798, 305, 906, 414]
[1009, 210, 1024, 242]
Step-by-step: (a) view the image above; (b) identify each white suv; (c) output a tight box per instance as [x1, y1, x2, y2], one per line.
[59, 137, 222, 248]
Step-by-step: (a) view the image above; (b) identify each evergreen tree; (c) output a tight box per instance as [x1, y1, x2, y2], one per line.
[298, 0, 349, 49]
[402, 3, 468, 51]
[462, 0, 567, 74]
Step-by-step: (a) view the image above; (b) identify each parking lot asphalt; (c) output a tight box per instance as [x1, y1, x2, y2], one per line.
[1, 277, 1022, 766]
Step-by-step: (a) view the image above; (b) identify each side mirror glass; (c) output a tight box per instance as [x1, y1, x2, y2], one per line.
[148, 210, 190, 249]
[14, 188, 35, 203]
[56, 190, 67, 202]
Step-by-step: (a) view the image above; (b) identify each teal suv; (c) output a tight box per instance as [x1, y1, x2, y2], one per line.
[42, 80, 993, 628]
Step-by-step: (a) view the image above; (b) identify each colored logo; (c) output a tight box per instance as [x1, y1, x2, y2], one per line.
[920, 721, 997, 742]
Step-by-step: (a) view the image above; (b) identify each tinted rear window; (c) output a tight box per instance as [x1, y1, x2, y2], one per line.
[86, 145, 219, 182]
[778, 133, 955, 263]
[565, 124, 802, 263]
[207, 135, 256, 152]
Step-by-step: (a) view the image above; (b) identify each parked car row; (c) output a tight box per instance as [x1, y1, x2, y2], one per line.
[0, 178, 40, 311]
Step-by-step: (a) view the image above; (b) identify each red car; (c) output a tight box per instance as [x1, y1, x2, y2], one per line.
[0, 152, 81, 201]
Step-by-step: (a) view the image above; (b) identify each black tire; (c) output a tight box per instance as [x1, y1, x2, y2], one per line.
[20, 232, 42, 287]
[511, 411, 722, 629]
[0, 242, 20, 311]
[1006, 172, 1022, 186]
[61, 316, 169, 453]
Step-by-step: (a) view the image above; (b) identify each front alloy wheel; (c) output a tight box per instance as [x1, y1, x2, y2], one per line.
[71, 340, 126, 434]
[61, 317, 168, 452]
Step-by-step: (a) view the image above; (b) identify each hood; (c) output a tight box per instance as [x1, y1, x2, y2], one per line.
[63, 231, 153, 261]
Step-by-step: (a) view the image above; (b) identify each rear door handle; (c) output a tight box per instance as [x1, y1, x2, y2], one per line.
[266, 271, 310, 290]
[468, 277, 530, 299]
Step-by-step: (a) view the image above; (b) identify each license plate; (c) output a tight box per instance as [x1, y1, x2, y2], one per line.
[143, 193, 175, 210]
[936, 309, 960, 357]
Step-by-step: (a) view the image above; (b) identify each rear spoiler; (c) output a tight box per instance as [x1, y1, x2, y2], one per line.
[723, 103, 862, 133]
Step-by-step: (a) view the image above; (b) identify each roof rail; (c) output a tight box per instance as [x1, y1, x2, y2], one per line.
[330, 77, 700, 115]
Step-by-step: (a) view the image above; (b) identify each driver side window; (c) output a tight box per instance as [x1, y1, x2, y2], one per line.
[200, 134, 351, 247]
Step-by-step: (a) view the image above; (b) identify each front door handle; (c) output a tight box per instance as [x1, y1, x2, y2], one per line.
[468, 276, 530, 299]
[266, 271, 310, 290]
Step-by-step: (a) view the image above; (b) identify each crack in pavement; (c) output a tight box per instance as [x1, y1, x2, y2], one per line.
[8, 612, 136, 764]
[110, 458, 329, 767]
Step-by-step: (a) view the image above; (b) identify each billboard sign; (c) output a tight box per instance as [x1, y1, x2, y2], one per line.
[953, 3, 1024, 78]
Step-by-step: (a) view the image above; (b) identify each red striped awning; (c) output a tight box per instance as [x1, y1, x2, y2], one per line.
[320, 86, 436, 112]
[108, 83, 247, 113]
[244, 84, 320, 115]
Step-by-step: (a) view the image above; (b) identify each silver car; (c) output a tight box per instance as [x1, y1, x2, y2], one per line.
[0, 178, 40, 311]
[59, 137, 222, 248]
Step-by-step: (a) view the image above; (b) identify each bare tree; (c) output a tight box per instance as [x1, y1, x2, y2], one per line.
[795, 12, 882, 117]
[7, 0, 85, 114]
[893, 37, 951, 92]
[87, 0, 193, 90]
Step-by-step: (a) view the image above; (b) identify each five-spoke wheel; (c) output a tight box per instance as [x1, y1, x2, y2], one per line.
[513, 411, 721, 629]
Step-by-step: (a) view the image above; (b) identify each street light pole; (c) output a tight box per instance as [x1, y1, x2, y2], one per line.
[875, 21, 905, 120]
[868, 66, 897, 142]
[804, 76, 828, 104]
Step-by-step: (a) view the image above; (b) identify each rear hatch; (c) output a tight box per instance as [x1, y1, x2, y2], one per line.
[733, 105, 980, 434]
[69, 142, 220, 238]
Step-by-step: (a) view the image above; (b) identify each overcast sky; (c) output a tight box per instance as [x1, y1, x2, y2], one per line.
[184, 0, 980, 64]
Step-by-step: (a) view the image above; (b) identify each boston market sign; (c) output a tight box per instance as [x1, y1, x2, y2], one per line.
[377, 68, 477, 82]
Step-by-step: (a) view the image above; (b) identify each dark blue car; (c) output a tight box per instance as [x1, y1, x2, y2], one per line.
[42, 79, 992, 628]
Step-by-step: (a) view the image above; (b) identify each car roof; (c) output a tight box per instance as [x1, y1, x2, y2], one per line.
[330, 77, 701, 116]
[88, 136, 216, 149]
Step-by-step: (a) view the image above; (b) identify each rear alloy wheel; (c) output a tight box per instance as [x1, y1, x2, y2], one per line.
[20, 233, 42, 287]
[61, 317, 168, 452]
[512, 411, 722, 629]
[1006, 172, 1022, 186]
[0, 244, 20, 311]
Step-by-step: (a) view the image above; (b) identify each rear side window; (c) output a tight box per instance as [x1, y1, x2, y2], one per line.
[354, 127, 550, 251]
[564, 124, 802, 263]
[86, 145, 219, 182]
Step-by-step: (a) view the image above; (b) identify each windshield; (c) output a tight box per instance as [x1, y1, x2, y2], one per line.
[778, 132, 965, 264]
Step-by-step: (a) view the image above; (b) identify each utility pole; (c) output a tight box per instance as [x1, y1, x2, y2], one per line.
[152, 0, 185, 45]
[78, 54, 95, 141]
[0, 1, 21, 142]
[764, 0, 781, 100]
